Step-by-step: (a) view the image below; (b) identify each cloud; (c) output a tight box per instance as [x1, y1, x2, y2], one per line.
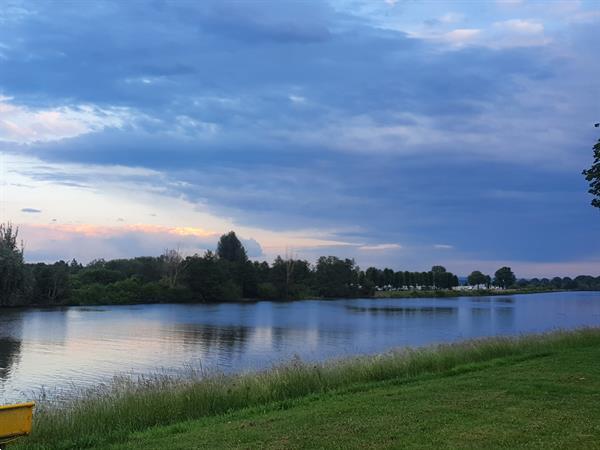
[19, 223, 264, 262]
[569, 10, 600, 24]
[0, 97, 129, 144]
[0, 0, 599, 274]
[434, 244, 453, 250]
[443, 28, 482, 46]
[496, 0, 524, 5]
[486, 19, 550, 48]
[195, 1, 332, 43]
[410, 16, 549, 50]
[440, 12, 464, 24]
[23, 223, 215, 240]
[495, 19, 544, 34]
[21, 207, 41, 213]
[359, 243, 402, 251]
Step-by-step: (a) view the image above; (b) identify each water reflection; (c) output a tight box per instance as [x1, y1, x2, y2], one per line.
[0, 338, 21, 382]
[166, 324, 250, 357]
[0, 313, 24, 402]
[471, 296, 515, 304]
[346, 305, 456, 315]
[0, 291, 599, 404]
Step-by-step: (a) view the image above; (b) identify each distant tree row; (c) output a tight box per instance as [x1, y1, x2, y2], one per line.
[1, 224, 599, 307]
[465, 267, 600, 291]
[361, 265, 459, 291]
[466, 267, 515, 289]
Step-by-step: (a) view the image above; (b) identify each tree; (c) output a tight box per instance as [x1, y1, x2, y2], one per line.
[494, 266, 516, 289]
[32, 261, 70, 304]
[0, 223, 25, 305]
[365, 267, 382, 287]
[431, 265, 447, 289]
[467, 270, 487, 288]
[452, 274, 459, 288]
[582, 139, 600, 208]
[381, 268, 394, 287]
[431, 265, 446, 274]
[217, 231, 247, 263]
[183, 251, 240, 302]
[162, 248, 186, 288]
[550, 276, 563, 289]
[314, 256, 358, 298]
[562, 276, 576, 289]
[271, 256, 312, 299]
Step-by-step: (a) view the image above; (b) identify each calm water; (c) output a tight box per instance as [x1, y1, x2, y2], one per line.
[1, 291, 600, 404]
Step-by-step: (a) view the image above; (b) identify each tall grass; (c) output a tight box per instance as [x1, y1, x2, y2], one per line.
[17, 328, 600, 450]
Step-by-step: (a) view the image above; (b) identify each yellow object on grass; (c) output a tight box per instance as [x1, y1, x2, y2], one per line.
[0, 402, 35, 446]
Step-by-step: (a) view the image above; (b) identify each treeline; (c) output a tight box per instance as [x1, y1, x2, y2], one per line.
[1, 223, 599, 307]
[1, 226, 460, 306]
[466, 267, 600, 291]
[514, 276, 600, 290]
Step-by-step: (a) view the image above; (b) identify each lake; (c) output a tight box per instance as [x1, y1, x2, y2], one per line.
[1, 291, 600, 404]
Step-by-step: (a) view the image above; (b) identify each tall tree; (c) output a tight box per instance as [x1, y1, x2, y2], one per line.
[494, 267, 516, 289]
[467, 270, 487, 287]
[582, 139, 600, 208]
[431, 265, 447, 274]
[0, 223, 25, 305]
[217, 231, 247, 263]
[183, 252, 233, 302]
[430, 265, 447, 289]
[314, 256, 358, 298]
[365, 267, 382, 287]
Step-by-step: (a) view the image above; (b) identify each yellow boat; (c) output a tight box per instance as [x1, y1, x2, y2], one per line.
[0, 402, 35, 448]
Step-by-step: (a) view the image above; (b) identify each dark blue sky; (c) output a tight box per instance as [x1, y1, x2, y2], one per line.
[1, 0, 599, 277]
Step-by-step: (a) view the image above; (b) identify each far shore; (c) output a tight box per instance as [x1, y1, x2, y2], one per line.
[2, 288, 598, 310]
[372, 287, 575, 299]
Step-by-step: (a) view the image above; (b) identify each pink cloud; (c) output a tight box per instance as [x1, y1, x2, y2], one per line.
[19, 223, 222, 262]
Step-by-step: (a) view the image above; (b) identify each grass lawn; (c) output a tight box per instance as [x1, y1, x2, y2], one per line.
[105, 344, 600, 449]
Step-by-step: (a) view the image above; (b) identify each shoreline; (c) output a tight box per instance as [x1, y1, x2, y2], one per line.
[2, 288, 597, 310]
[372, 287, 573, 298]
[15, 328, 600, 449]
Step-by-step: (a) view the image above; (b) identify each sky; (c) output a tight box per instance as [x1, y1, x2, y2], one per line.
[0, 0, 599, 278]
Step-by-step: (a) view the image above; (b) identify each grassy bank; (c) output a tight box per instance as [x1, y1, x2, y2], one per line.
[374, 288, 564, 298]
[15, 328, 600, 449]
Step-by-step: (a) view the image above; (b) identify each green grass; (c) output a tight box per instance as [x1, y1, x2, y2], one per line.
[15, 328, 600, 450]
